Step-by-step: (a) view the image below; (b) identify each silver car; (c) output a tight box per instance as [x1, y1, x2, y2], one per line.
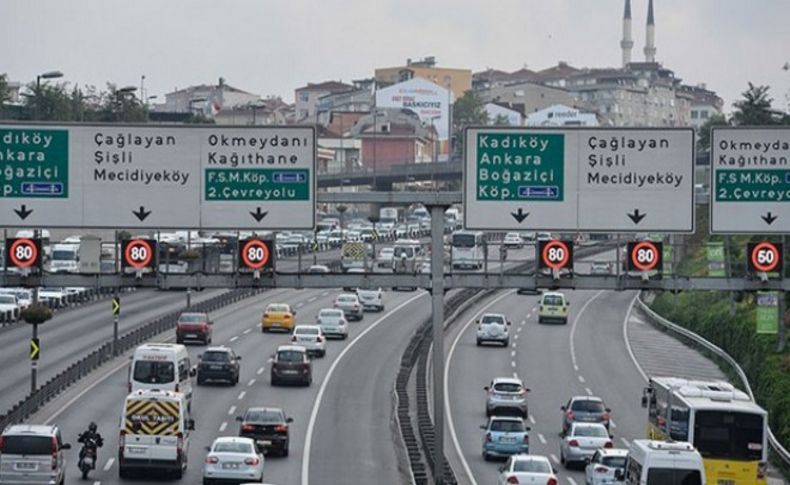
[584, 448, 628, 485]
[561, 396, 612, 435]
[475, 313, 511, 347]
[316, 309, 349, 339]
[0, 424, 72, 485]
[560, 422, 613, 468]
[334, 293, 363, 321]
[203, 437, 264, 485]
[485, 377, 530, 418]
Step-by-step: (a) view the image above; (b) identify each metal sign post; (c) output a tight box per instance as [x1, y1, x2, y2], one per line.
[30, 323, 38, 393]
[112, 294, 121, 356]
[429, 204, 448, 485]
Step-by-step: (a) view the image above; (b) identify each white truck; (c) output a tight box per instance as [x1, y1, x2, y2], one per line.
[379, 207, 401, 233]
[49, 243, 80, 273]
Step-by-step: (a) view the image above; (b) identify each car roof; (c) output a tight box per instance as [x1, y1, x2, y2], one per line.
[570, 395, 603, 403]
[205, 346, 232, 353]
[336, 293, 358, 298]
[245, 406, 284, 414]
[512, 453, 551, 464]
[213, 436, 256, 445]
[481, 313, 506, 318]
[598, 448, 629, 457]
[492, 377, 523, 386]
[266, 303, 291, 309]
[277, 345, 306, 352]
[570, 422, 608, 430]
[294, 325, 321, 331]
[490, 416, 524, 423]
[179, 312, 208, 317]
[543, 291, 566, 297]
[3, 424, 57, 436]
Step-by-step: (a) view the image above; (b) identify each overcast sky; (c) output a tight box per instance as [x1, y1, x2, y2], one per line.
[2, 0, 788, 113]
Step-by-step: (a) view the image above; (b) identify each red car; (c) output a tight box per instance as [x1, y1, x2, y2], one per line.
[175, 312, 213, 345]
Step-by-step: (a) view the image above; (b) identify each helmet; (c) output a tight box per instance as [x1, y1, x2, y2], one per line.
[88, 422, 97, 433]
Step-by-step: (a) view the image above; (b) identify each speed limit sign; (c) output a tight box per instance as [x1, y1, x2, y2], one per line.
[538, 240, 573, 271]
[238, 239, 274, 271]
[628, 241, 663, 272]
[122, 239, 157, 270]
[4, 238, 42, 269]
[748, 242, 782, 274]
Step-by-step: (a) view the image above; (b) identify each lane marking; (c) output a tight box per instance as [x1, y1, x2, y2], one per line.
[238, 391, 246, 400]
[511, 361, 517, 368]
[219, 422, 227, 432]
[103, 458, 115, 471]
[228, 405, 236, 415]
[517, 327, 523, 333]
[512, 372, 518, 378]
[308, 297, 317, 303]
[511, 342, 516, 348]
[610, 419, 617, 429]
[256, 367, 264, 375]
[296, 302, 304, 308]
[622, 293, 648, 382]
[538, 433, 547, 444]
[569, 290, 604, 370]
[445, 290, 516, 485]
[550, 454, 560, 464]
[568, 478, 579, 485]
[521, 319, 527, 325]
[620, 437, 630, 448]
[302, 293, 426, 485]
[529, 415, 536, 425]
[578, 375, 585, 383]
[511, 350, 516, 357]
[248, 378, 256, 386]
[92, 481, 100, 485]
[243, 328, 252, 335]
[229, 336, 239, 342]
[585, 387, 593, 396]
[573, 364, 579, 371]
[514, 334, 519, 340]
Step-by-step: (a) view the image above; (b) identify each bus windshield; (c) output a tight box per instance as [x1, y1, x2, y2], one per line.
[693, 410, 764, 460]
[452, 234, 478, 248]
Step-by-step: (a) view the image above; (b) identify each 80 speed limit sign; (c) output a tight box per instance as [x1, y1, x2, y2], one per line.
[627, 241, 663, 272]
[748, 242, 782, 274]
[538, 240, 574, 271]
[122, 239, 157, 270]
[238, 239, 274, 271]
[4, 238, 42, 269]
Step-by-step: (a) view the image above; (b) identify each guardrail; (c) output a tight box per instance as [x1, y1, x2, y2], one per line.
[0, 287, 134, 328]
[635, 294, 790, 469]
[0, 288, 265, 432]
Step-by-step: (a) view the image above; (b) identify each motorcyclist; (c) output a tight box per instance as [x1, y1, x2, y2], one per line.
[78, 422, 104, 467]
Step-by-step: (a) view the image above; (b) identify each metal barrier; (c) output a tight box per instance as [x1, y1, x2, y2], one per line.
[636, 294, 790, 469]
[0, 287, 134, 328]
[0, 288, 265, 431]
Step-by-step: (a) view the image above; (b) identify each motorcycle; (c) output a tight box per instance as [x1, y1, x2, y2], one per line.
[78, 435, 100, 480]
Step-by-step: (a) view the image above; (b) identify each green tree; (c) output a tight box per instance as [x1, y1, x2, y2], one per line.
[491, 113, 512, 126]
[24, 81, 76, 121]
[452, 90, 488, 155]
[0, 74, 9, 106]
[732, 83, 776, 126]
[696, 113, 728, 151]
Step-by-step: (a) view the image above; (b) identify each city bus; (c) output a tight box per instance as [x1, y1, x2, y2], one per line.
[450, 231, 485, 270]
[641, 377, 768, 485]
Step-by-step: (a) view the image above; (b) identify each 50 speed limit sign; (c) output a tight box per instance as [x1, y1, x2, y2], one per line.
[627, 241, 663, 272]
[238, 239, 274, 271]
[121, 239, 157, 270]
[4, 238, 42, 269]
[538, 240, 574, 271]
[748, 242, 782, 274]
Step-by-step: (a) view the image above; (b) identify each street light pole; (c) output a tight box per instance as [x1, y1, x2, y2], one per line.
[34, 70, 63, 120]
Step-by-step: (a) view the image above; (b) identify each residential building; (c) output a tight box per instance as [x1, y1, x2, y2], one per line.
[375, 56, 471, 99]
[3, 81, 22, 105]
[213, 96, 294, 125]
[479, 81, 577, 116]
[682, 84, 724, 128]
[485, 103, 524, 126]
[350, 108, 436, 172]
[472, 67, 536, 91]
[526, 104, 599, 127]
[316, 87, 373, 125]
[294, 80, 354, 122]
[153, 78, 261, 117]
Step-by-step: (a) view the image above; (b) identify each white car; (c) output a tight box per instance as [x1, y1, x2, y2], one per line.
[37, 287, 67, 307]
[316, 309, 348, 339]
[475, 313, 511, 347]
[356, 288, 384, 312]
[497, 454, 558, 485]
[307, 264, 330, 274]
[0, 293, 20, 316]
[560, 422, 614, 468]
[503, 232, 524, 249]
[290, 325, 326, 358]
[203, 437, 263, 485]
[334, 293, 363, 321]
[584, 448, 628, 485]
[377, 247, 395, 268]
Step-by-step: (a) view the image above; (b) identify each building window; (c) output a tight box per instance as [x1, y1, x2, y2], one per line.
[691, 110, 699, 119]
[701, 111, 709, 119]
[299, 92, 309, 103]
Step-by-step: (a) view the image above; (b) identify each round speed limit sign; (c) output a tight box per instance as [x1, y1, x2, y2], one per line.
[240, 239, 271, 270]
[540, 240, 572, 271]
[629, 241, 663, 272]
[8, 238, 40, 268]
[123, 239, 155, 270]
[750, 242, 781, 273]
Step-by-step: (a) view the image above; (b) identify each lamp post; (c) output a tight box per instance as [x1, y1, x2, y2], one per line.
[116, 86, 138, 122]
[34, 70, 63, 120]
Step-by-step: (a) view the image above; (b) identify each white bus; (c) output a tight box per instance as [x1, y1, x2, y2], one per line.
[450, 231, 485, 270]
[642, 377, 768, 485]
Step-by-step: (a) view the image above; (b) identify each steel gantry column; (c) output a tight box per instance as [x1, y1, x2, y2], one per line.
[429, 203, 449, 484]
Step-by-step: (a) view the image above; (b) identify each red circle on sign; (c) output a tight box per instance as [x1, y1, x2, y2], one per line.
[751, 242, 780, 273]
[124, 240, 154, 270]
[241, 240, 270, 270]
[631, 241, 660, 272]
[541, 240, 570, 271]
[9, 239, 39, 268]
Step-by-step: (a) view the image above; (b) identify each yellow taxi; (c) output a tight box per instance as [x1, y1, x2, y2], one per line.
[537, 291, 569, 324]
[261, 303, 296, 332]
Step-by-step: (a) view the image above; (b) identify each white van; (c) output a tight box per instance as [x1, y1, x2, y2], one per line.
[49, 243, 79, 273]
[129, 344, 194, 411]
[617, 439, 705, 485]
[118, 389, 194, 479]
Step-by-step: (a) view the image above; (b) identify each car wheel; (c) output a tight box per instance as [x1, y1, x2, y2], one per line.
[485, 408, 492, 417]
[538, 317, 543, 324]
[476, 339, 482, 346]
[562, 318, 568, 325]
[503, 339, 510, 347]
[282, 446, 289, 457]
[176, 338, 183, 344]
[173, 466, 183, 479]
[197, 375, 205, 386]
[482, 451, 490, 461]
[119, 466, 129, 479]
[203, 479, 212, 485]
[271, 375, 278, 386]
[560, 451, 565, 464]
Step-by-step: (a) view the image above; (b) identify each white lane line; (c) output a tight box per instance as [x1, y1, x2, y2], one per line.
[228, 405, 236, 415]
[511, 350, 516, 357]
[622, 293, 648, 382]
[248, 378, 256, 386]
[578, 375, 585, 383]
[446, 290, 516, 485]
[238, 391, 246, 400]
[302, 293, 426, 485]
[296, 302, 304, 308]
[517, 326, 523, 333]
[308, 297, 317, 303]
[529, 415, 536, 425]
[92, 481, 100, 485]
[620, 437, 630, 448]
[569, 290, 605, 370]
[610, 419, 617, 429]
[322, 291, 330, 296]
[256, 367, 264, 375]
[538, 433, 547, 444]
[567, 477, 579, 485]
[514, 334, 519, 340]
[512, 372, 519, 378]
[219, 422, 227, 432]
[573, 364, 579, 371]
[243, 328, 252, 335]
[521, 319, 527, 325]
[103, 458, 115, 471]
[550, 454, 560, 464]
[511, 342, 516, 348]
[585, 387, 593, 396]
[511, 361, 517, 368]
[229, 336, 239, 342]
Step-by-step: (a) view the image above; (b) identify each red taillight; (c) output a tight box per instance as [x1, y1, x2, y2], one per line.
[485, 433, 492, 442]
[241, 424, 254, 433]
[0, 435, 4, 453]
[175, 383, 179, 393]
[302, 364, 310, 373]
[291, 336, 297, 342]
[595, 466, 608, 473]
[568, 439, 579, 447]
[201, 323, 209, 331]
[317, 336, 324, 343]
[50, 436, 58, 470]
[547, 479, 558, 485]
[566, 411, 575, 420]
[602, 413, 610, 422]
[506, 476, 519, 484]
[244, 457, 260, 466]
[523, 434, 529, 443]
[205, 455, 219, 464]
[758, 462, 767, 479]
[176, 432, 184, 459]
[604, 441, 613, 448]
[119, 431, 126, 449]
[263, 313, 270, 319]
[274, 424, 288, 433]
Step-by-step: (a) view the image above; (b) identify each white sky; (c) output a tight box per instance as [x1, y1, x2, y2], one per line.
[2, 0, 789, 113]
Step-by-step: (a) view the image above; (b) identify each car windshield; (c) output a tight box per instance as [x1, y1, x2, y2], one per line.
[320, 310, 343, 320]
[337, 296, 356, 303]
[481, 315, 505, 325]
[0, 295, 16, 304]
[214, 442, 253, 454]
[571, 400, 605, 412]
[0, 435, 53, 455]
[277, 350, 303, 362]
[573, 425, 608, 437]
[543, 295, 565, 305]
[393, 247, 415, 258]
[52, 249, 77, 260]
[133, 361, 175, 383]
[513, 459, 551, 473]
[490, 420, 524, 432]
[493, 383, 522, 393]
[295, 327, 320, 335]
[245, 409, 283, 423]
[602, 456, 627, 468]
[202, 351, 230, 363]
[452, 234, 478, 247]
[267, 304, 290, 313]
[179, 313, 207, 323]
[646, 468, 702, 485]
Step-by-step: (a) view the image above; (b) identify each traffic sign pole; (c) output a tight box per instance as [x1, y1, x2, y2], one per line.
[30, 323, 38, 393]
[112, 293, 120, 356]
[429, 204, 448, 485]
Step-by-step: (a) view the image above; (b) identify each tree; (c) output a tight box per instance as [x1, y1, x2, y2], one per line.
[95, 84, 147, 122]
[452, 90, 488, 155]
[732, 83, 776, 126]
[696, 113, 728, 151]
[491, 114, 512, 126]
[24, 81, 75, 121]
[0, 74, 9, 106]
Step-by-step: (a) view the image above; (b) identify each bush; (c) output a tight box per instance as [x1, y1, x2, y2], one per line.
[21, 304, 53, 325]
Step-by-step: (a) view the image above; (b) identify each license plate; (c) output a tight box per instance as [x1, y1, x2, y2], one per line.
[718, 481, 735, 485]
[298, 337, 312, 342]
[501, 437, 516, 443]
[187, 334, 197, 338]
[222, 463, 240, 469]
[283, 370, 297, 374]
[15, 462, 37, 471]
[210, 365, 223, 370]
[126, 446, 146, 455]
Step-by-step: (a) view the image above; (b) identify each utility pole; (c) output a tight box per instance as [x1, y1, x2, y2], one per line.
[428, 203, 448, 485]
